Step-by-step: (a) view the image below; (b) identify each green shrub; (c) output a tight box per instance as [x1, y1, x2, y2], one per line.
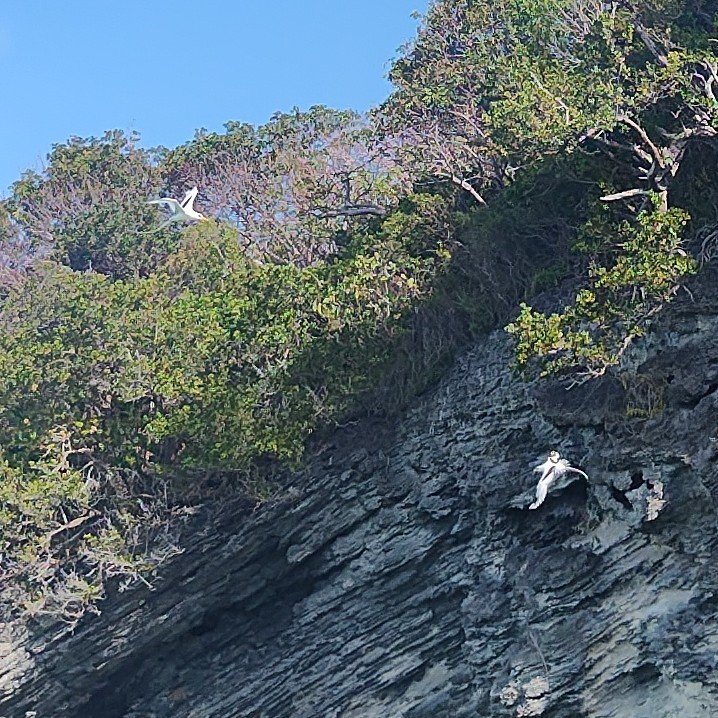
[506, 199, 696, 377]
[7, 131, 170, 278]
[0, 211, 442, 618]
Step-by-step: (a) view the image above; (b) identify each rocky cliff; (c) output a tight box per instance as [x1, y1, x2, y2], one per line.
[2, 271, 718, 718]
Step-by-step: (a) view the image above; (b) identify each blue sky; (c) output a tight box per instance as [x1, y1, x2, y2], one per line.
[0, 1, 426, 194]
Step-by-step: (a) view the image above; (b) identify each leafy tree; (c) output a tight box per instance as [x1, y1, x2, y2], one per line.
[506, 198, 695, 378]
[382, 0, 715, 375]
[163, 106, 410, 264]
[5, 131, 170, 278]
[381, 0, 717, 209]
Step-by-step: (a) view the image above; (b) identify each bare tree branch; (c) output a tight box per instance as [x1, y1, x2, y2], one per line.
[634, 22, 669, 68]
[447, 175, 487, 205]
[600, 188, 649, 202]
[309, 204, 387, 218]
[616, 114, 665, 168]
[48, 511, 101, 541]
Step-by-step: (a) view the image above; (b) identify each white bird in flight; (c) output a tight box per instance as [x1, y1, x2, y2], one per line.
[529, 450, 588, 509]
[144, 187, 207, 232]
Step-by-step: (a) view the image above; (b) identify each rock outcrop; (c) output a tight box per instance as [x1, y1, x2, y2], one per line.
[2, 276, 718, 717]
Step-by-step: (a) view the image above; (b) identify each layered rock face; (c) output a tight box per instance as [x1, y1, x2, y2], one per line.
[2, 281, 718, 718]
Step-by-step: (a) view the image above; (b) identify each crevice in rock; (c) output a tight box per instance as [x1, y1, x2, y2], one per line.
[628, 661, 661, 684]
[378, 662, 429, 701]
[77, 563, 326, 718]
[683, 380, 718, 409]
[610, 471, 645, 510]
[610, 485, 634, 510]
[188, 610, 221, 637]
[629, 471, 644, 491]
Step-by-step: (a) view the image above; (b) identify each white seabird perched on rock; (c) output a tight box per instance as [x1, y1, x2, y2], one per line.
[529, 450, 588, 509]
[144, 187, 207, 232]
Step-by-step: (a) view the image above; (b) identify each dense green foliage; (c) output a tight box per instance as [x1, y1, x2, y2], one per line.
[1, 0, 717, 619]
[506, 199, 695, 377]
[381, 0, 716, 377]
[0, 205, 443, 618]
[8, 131, 169, 278]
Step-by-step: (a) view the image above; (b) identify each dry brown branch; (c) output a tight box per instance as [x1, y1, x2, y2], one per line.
[633, 22, 669, 67]
[309, 204, 387, 218]
[47, 511, 101, 540]
[616, 114, 665, 168]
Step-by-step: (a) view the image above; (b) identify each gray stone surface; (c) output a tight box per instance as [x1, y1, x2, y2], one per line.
[2, 281, 718, 717]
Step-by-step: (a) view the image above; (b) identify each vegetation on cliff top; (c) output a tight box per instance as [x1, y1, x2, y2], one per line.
[1, 0, 716, 620]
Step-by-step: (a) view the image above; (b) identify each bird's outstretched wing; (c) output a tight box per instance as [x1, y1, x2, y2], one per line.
[180, 187, 199, 209]
[529, 477, 551, 509]
[528, 452, 587, 510]
[148, 198, 182, 213]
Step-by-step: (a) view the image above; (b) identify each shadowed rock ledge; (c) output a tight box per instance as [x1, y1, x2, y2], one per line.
[2, 280, 718, 718]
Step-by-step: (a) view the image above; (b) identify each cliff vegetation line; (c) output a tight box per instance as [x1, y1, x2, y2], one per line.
[0, 0, 716, 620]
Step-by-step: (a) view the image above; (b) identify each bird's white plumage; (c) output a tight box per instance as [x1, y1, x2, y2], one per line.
[529, 450, 588, 509]
[143, 187, 206, 233]
[180, 187, 199, 209]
